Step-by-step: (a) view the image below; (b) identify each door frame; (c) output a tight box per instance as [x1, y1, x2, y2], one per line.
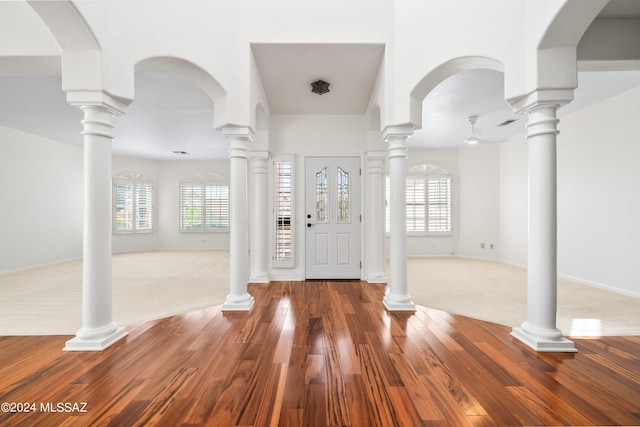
[303, 155, 364, 280]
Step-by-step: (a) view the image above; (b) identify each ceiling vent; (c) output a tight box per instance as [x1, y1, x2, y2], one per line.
[497, 119, 517, 127]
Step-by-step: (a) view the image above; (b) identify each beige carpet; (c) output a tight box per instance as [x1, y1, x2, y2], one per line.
[0, 250, 229, 335]
[1, 252, 638, 337]
[405, 257, 640, 337]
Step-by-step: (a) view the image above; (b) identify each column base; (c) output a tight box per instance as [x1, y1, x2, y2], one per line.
[222, 293, 255, 311]
[366, 272, 387, 284]
[383, 294, 416, 311]
[249, 273, 270, 283]
[64, 325, 126, 351]
[511, 324, 577, 352]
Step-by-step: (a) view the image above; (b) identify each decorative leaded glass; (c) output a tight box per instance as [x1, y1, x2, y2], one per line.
[337, 167, 350, 223]
[316, 167, 328, 222]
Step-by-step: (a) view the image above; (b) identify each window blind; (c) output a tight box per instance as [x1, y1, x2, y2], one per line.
[114, 177, 153, 233]
[406, 177, 426, 232]
[385, 172, 452, 234]
[136, 183, 153, 231]
[427, 177, 451, 232]
[274, 159, 293, 261]
[180, 183, 229, 230]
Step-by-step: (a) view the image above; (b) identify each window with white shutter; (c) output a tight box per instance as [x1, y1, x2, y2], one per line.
[385, 164, 452, 234]
[179, 173, 229, 231]
[113, 172, 153, 234]
[427, 177, 451, 232]
[273, 155, 295, 268]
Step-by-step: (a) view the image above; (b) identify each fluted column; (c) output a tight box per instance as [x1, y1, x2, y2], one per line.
[249, 151, 269, 283]
[65, 98, 126, 351]
[382, 126, 416, 311]
[223, 127, 255, 311]
[511, 101, 576, 352]
[365, 151, 387, 283]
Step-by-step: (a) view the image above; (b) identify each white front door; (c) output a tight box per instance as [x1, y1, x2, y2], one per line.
[305, 156, 361, 279]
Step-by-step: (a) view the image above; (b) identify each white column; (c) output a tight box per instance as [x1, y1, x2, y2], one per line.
[382, 126, 416, 311]
[249, 151, 269, 283]
[65, 102, 125, 351]
[511, 103, 576, 352]
[223, 128, 255, 311]
[365, 151, 387, 283]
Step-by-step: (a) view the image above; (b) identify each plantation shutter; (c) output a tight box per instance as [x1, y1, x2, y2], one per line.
[114, 183, 134, 232]
[136, 183, 153, 231]
[274, 159, 293, 262]
[427, 177, 451, 232]
[385, 166, 452, 235]
[406, 177, 426, 232]
[113, 172, 154, 234]
[179, 176, 229, 231]
[180, 184, 204, 229]
[205, 184, 229, 229]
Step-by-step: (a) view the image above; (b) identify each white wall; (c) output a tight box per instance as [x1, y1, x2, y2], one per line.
[556, 86, 640, 296]
[499, 86, 640, 296]
[457, 143, 501, 260]
[498, 135, 528, 268]
[0, 126, 83, 271]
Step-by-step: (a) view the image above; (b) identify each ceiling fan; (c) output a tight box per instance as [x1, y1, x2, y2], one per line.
[464, 115, 505, 145]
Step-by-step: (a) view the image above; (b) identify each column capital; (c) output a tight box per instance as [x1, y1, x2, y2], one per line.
[366, 151, 386, 175]
[366, 150, 387, 160]
[250, 151, 270, 175]
[525, 105, 561, 140]
[66, 90, 130, 115]
[249, 151, 270, 161]
[222, 125, 254, 142]
[381, 123, 415, 143]
[509, 88, 574, 115]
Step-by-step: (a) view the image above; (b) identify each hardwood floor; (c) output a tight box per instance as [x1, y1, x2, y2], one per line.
[1, 281, 639, 426]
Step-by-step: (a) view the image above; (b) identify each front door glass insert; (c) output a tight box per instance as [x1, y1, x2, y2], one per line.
[337, 167, 350, 223]
[316, 167, 328, 223]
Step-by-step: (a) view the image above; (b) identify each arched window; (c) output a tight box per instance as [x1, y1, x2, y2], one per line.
[113, 172, 153, 234]
[386, 164, 452, 234]
[179, 173, 229, 231]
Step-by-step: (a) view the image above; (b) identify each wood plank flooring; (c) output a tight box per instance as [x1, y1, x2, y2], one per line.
[1, 280, 639, 426]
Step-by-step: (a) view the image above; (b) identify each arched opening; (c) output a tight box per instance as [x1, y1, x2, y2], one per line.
[113, 67, 227, 160]
[399, 58, 513, 325]
[108, 59, 233, 326]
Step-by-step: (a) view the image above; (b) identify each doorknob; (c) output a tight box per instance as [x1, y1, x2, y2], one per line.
[307, 223, 313, 228]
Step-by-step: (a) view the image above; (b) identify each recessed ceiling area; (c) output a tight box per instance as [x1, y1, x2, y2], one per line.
[251, 43, 384, 114]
